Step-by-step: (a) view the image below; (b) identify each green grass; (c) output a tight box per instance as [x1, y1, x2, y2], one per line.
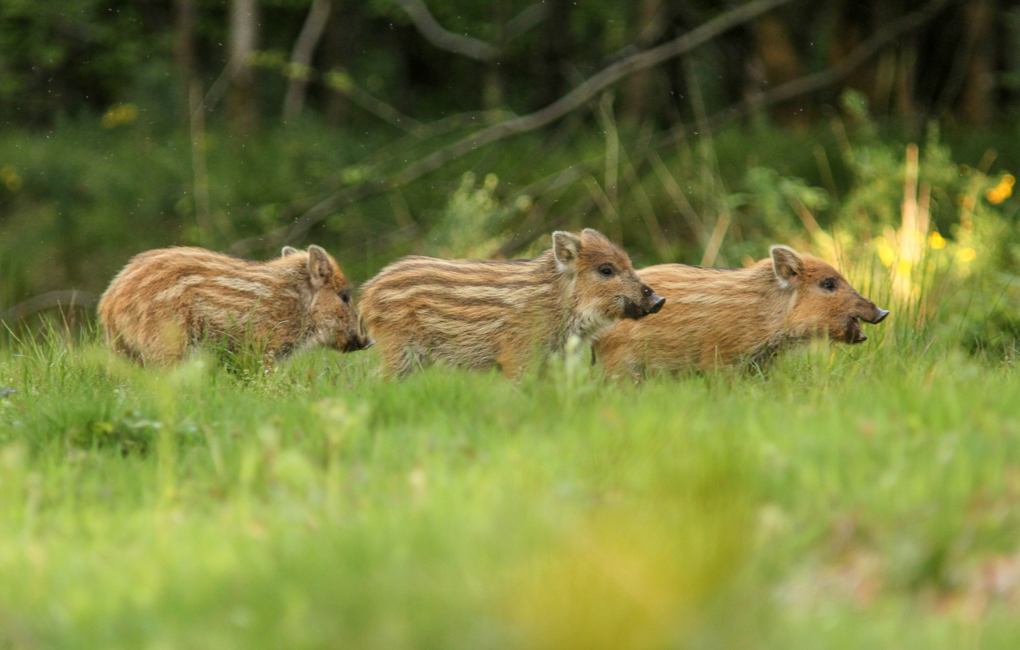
[0, 327, 1018, 649]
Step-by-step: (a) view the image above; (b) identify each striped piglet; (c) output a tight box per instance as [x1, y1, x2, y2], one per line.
[359, 229, 664, 378]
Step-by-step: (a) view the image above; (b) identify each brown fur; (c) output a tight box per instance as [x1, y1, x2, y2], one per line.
[98, 245, 371, 364]
[594, 245, 889, 377]
[359, 229, 665, 378]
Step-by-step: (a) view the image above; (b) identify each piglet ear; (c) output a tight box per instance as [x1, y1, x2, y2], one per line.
[552, 231, 581, 273]
[281, 246, 300, 257]
[770, 245, 803, 287]
[307, 245, 332, 290]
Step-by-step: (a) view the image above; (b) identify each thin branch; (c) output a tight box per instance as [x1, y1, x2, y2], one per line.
[606, 5, 671, 66]
[394, 0, 500, 61]
[255, 111, 496, 238]
[230, 0, 793, 256]
[619, 145, 671, 258]
[328, 76, 424, 132]
[394, 0, 794, 186]
[700, 213, 731, 267]
[489, 0, 951, 258]
[394, 0, 548, 62]
[283, 0, 332, 123]
[496, 198, 592, 259]
[502, 3, 550, 43]
[696, 0, 951, 134]
[511, 0, 951, 256]
[196, 59, 239, 118]
[648, 148, 707, 245]
[493, 163, 595, 257]
[359, 110, 500, 167]
[486, 0, 952, 257]
[0, 291, 98, 324]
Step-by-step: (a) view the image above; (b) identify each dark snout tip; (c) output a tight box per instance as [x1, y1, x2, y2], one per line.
[342, 336, 374, 353]
[648, 295, 665, 315]
[872, 308, 890, 324]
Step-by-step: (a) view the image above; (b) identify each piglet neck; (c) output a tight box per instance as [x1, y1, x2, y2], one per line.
[539, 253, 584, 341]
[273, 254, 319, 334]
[764, 267, 806, 345]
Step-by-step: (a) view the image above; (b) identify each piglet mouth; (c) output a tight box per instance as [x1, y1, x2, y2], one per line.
[342, 336, 375, 352]
[622, 301, 645, 320]
[622, 294, 666, 320]
[846, 317, 867, 344]
[865, 308, 890, 324]
[648, 295, 666, 314]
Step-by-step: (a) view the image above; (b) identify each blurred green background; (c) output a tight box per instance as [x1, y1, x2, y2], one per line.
[0, 1, 1015, 348]
[2, 0, 1020, 352]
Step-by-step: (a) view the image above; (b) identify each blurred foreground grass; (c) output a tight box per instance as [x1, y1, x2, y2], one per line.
[0, 325, 1018, 649]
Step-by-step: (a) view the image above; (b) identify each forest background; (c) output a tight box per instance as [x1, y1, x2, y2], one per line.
[1, 0, 1019, 354]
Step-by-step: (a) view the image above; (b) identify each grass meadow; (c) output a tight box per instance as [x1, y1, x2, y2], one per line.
[1, 292, 1019, 650]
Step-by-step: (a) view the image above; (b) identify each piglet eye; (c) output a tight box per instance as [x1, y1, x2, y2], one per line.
[340, 292, 351, 304]
[820, 278, 836, 291]
[599, 265, 614, 277]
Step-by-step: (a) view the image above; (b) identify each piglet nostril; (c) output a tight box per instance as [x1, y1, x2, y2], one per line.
[873, 308, 890, 324]
[648, 295, 665, 314]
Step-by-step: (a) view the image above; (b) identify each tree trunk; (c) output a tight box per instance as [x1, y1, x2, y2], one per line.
[534, 0, 572, 110]
[751, 11, 807, 125]
[718, 19, 752, 109]
[894, 35, 917, 122]
[828, 0, 872, 103]
[621, 0, 664, 124]
[228, 0, 260, 133]
[662, 1, 696, 125]
[322, 2, 354, 126]
[482, 2, 507, 111]
[174, 0, 196, 124]
[283, 0, 332, 124]
[959, 0, 995, 125]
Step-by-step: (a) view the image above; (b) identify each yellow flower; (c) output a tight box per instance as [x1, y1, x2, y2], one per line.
[878, 246, 895, 268]
[929, 231, 946, 249]
[957, 247, 977, 263]
[897, 259, 912, 275]
[987, 174, 1015, 204]
[1, 165, 23, 192]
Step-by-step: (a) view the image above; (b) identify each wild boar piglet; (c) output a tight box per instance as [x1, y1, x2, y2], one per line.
[98, 245, 372, 364]
[594, 245, 888, 377]
[359, 228, 665, 378]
